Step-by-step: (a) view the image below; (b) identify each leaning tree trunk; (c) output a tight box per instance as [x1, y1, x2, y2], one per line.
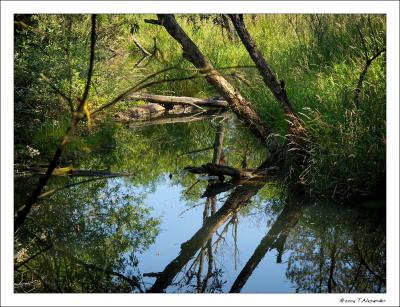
[148, 14, 271, 144]
[228, 15, 304, 137]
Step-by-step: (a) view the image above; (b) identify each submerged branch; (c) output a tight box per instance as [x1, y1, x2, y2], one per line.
[184, 163, 280, 180]
[16, 167, 131, 178]
[38, 175, 126, 199]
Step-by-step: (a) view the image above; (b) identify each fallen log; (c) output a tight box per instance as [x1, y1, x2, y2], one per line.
[184, 163, 280, 180]
[124, 110, 226, 127]
[126, 93, 229, 108]
[114, 102, 222, 123]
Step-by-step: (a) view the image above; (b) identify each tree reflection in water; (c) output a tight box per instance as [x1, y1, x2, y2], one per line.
[285, 202, 385, 293]
[14, 117, 385, 293]
[14, 179, 160, 293]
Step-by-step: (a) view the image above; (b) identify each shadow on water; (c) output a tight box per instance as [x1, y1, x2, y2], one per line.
[14, 113, 385, 293]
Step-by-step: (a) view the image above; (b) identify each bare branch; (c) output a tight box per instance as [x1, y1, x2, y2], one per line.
[144, 19, 162, 25]
[132, 35, 152, 56]
[91, 66, 179, 115]
[354, 48, 385, 107]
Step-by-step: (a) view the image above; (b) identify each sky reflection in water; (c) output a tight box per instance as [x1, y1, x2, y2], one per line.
[14, 117, 386, 293]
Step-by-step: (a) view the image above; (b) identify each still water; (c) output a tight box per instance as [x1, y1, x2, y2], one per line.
[14, 114, 386, 293]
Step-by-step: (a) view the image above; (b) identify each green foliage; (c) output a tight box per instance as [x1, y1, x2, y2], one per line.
[14, 14, 386, 294]
[15, 177, 160, 292]
[15, 14, 385, 199]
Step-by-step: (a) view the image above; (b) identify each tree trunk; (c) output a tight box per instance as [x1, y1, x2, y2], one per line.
[152, 14, 271, 144]
[228, 14, 305, 137]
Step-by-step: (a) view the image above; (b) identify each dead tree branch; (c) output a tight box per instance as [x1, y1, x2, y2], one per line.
[40, 73, 74, 113]
[354, 48, 385, 107]
[131, 35, 152, 56]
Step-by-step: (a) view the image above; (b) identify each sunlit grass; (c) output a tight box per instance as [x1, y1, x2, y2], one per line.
[20, 14, 386, 200]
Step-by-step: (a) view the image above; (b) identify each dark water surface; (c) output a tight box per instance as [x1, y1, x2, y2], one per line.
[14, 114, 386, 293]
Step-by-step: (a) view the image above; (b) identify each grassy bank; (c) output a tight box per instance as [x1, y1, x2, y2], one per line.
[14, 14, 386, 200]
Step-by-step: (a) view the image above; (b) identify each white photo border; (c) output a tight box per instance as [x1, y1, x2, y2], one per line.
[1, 1, 399, 306]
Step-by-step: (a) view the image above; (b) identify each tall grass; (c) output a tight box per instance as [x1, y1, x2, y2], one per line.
[17, 14, 386, 200]
[131, 14, 386, 199]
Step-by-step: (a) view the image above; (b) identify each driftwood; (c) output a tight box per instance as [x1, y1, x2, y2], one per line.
[127, 93, 229, 108]
[184, 163, 280, 180]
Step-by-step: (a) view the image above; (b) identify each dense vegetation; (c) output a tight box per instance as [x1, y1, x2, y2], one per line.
[13, 14, 386, 294]
[14, 14, 386, 201]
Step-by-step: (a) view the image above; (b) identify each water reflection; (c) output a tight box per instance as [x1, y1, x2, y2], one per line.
[229, 188, 306, 293]
[14, 115, 385, 293]
[14, 178, 160, 293]
[285, 201, 386, 293]
[148, 177, 266, 293]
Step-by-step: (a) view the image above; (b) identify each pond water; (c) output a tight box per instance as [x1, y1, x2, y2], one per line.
[14, 113, 386, 293]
